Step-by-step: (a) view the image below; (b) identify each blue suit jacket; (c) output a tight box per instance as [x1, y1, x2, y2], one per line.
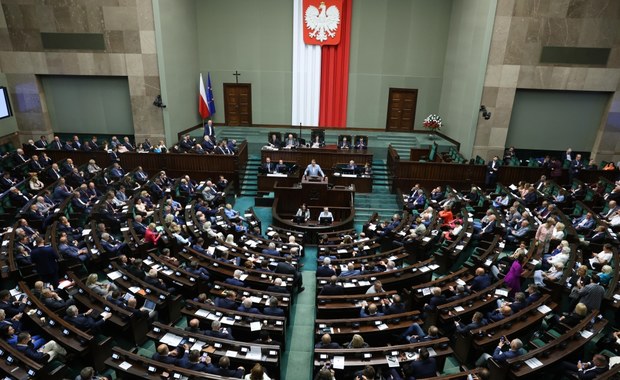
[492, 347, 525, 363]
[224, 278, 245, 287]
[409, 358, 437, 378]
[30, 245, 59, 275]
[470, 274, 492, 292]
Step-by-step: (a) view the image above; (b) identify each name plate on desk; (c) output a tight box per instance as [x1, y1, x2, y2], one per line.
[267, 173, 287, 177]
[341, 174, 357, 178]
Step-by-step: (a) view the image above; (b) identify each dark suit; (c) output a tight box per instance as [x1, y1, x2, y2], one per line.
[0, 300, 26, 318]
[316, 265, 336, 278]
[320, 283, 344, 296]
[224, 277, 244, 287]
[16, 343, 49, 363]
[266, 285, 288, 294]
[30, 245, 59, 284]
[492, 347, 525, 363]
[178, 355, 210, 371]
[151, 346, 185, 365]
[408, 358, 437, 379]
[470, 274, 492, 292]
[274, 261, 303, 290]
[263, 306, 285, 316]
[205, 366, 244, 378]
[65, 313, 105, 332]
[560, 362, 607, 380]
[485, 160, 499, 187]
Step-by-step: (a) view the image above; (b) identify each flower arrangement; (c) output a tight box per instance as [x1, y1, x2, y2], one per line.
[423, 114, 442, 131]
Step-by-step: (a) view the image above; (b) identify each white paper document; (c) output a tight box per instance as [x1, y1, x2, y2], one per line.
[332, 356, 345, 369]
[386, 355, 400, 367]
[525, 357, 543, 369]
[250, 321, 262, 331]
[160, 333, 183, 347]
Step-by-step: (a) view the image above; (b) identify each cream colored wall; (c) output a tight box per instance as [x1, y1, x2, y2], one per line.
[473, 0, 620, 162]
[439, 0, 496, 158]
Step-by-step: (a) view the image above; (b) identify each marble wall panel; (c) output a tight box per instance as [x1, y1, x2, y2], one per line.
[473, 0, 620, 159]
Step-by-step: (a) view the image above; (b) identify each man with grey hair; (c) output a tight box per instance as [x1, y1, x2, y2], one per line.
[237, 298, 261, 314]
[64, 305, 106, 332]
[317, 257, 336, 277]
[204, 320, 234, 340]
[475, 337, 525, 366]
[224, 269, 245, 287]
[99, 232, 127, 257]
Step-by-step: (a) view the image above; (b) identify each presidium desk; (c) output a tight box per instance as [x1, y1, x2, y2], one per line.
[272, 176, 355, 243]
[259, 145, 373, 193]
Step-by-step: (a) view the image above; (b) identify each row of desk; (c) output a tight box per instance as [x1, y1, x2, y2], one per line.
[260, 147, 373, 193]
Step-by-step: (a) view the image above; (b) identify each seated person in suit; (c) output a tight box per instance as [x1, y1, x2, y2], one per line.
[320, 275, 344, 295]
[339, 136, 351, 149]
[319, 207, 334, 223]
[100, 233, 127, 257]
[315, 333, 340, 349]
[64, 305, 107, 333]
[475, 337, 525, 367]
[295, 203, 311, 222]
[344, 160, 357, 172]
[283, 133, 298, 149]
[261, 157, 275, 173]
[359, 302, 384, 317]
[225, 270, 246, 287]
[403, 347, 437, 379]
[204, 320, 234, 340]
[469, 267, 493, 292]
[268, 133, 281, 148]
[214, 290, 237, 310]
[311, 134, 325, 148]
[487, 305, 513, 322]
[15, 332, 67, 363]
[316, 258, 336, 277]
[355, 137, 367, 150]
[455, 311, 487, 334]
[185, 318, 204, 334]
[178, 349, 211, 372]
[205, 356, 245, 378]
[152, 343, 186, 365]
[559, 353, 609, 379]
[266, 278, 288, 293]
[237, 298, 262, 314]
[144, 268, 176, 293]
[275, 159, 288, 173]
[263, 297, 285, 316]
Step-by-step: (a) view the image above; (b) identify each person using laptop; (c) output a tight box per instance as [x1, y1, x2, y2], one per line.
[304, 159, 325, 178]
[295, 204, 311, 222]
[319, 207, 334, 224]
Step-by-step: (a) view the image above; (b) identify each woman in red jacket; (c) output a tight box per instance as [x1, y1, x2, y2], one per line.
[144, 223, 161, 245]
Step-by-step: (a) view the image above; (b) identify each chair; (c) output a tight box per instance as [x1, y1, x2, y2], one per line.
[311, 129, 325, 145]
[337, 135, 352, 150]
[267, 131, 281, 146]
[354, 135, 368, 150]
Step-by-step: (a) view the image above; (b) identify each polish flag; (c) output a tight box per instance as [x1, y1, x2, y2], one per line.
[199, 73, 210, 119]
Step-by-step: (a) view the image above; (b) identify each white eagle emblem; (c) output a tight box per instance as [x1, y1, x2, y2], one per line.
[305, 2, 340, 42]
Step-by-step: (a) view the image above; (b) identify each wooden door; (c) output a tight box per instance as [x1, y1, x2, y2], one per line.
[386, 88, 418, 132]
[223, 83, 252, 126]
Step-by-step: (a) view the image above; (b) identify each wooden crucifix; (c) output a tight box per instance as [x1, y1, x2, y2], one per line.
[233, 71, 241, 83]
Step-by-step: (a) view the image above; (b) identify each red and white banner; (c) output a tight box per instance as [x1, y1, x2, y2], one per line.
[302, 0, 343, 46]
[293, 0, 351, 128]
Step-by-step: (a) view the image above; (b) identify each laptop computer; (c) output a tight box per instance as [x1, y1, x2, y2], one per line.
[142, 299, 157, 312]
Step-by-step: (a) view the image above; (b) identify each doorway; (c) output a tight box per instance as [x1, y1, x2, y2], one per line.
[223, 83, 252, 126]
[386, 88, 418, 132]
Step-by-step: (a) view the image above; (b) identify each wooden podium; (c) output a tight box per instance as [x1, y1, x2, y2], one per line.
[272, 176, 355, 242]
